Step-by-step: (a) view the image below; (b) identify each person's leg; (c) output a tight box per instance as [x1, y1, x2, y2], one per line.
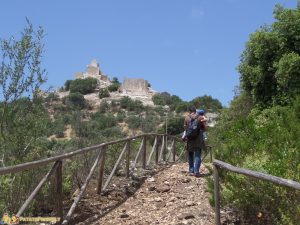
[188, 150, 194, 174]
[194, 149, 201, 175]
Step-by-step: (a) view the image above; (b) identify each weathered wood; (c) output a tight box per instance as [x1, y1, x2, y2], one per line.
[133, 138, 144, 168]
[166, 139, 175, 162]
[213, 164, 221, 225]
[102, 143, 128, 191]
[163, 135, 167, 161]
[62, 149, 102, 225]
[142, 136, 147, 169]
[56, 160, 63, 223]
[96, 147, 106, 194]
[155, 136, 159, 164]
[176, 143, 186, 162]
[147, 136, 157, 166]
[16, 161, 60, 217]
[158, 135, 165, 162]
[0, 134, 155, 175]
[213, 159, 300, 190]
[172, 139, 176, 162]
[126, 141, 131, 178]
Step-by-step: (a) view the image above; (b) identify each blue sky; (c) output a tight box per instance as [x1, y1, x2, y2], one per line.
[0, 0, 297, 106]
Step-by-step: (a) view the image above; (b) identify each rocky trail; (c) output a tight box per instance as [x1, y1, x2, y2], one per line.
[71, 163, 215, 225]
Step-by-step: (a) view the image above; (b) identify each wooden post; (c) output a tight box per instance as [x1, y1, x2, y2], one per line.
[97, 147, 106, 194]
[163, 135, 167, 161]
[147, 136, 157, 166]
[155, 136, 159, 165]
[172, 138, 176, 162]
[158, 135, 164, 162]
[142, 136, 147, 169]
[213, 164, 221, 225]
[133, 138, 144, 168]
[126, 141, 131, 178]
[16, 161, 59, 217]
[56, 160, 63, 223]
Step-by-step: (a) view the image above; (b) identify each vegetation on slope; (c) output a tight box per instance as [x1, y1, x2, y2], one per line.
[210, 4, 300, 224]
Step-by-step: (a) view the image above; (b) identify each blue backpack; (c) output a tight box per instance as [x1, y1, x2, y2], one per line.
[185, 116, 200, 140]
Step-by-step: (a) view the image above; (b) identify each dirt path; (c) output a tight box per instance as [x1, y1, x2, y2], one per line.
[87, 163, 215, 225]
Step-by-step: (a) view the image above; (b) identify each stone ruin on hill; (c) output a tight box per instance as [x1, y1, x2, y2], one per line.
[74, 59, 109, 84]
[70, 59, 156, 106]
[121, 78, 150, 95]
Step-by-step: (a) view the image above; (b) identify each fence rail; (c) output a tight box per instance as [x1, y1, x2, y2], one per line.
[213, 159, 300, 225]
[1, 133, 197, 225]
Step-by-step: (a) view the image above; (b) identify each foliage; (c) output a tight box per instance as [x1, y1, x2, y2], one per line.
[166, 117, 184, 135]
[190, 95, 223, 112]
[108, 77, 121, 92]
[64, 80, 73, 91]
[69, 77, 98, 95]
[0, 20, 47, 141]
[210, 4, 300, 223]
[65, 92, 86, 109]
[120, 96, 144, 112]
[99, 88, 110, 99]
[99, 100, 109, 113]
[239, 4, 300, 106]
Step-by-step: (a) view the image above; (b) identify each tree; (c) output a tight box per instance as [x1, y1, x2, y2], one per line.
[69, 77, 98, 94]
[65, 92, 86, 109]
[64, 80, 73, 91]
[0, 19, 47, 141]
[239, 4, 300, 106]
[99, 88, 110, 99]
[108, 77, 121, 92]
[190, 95, 222, 111]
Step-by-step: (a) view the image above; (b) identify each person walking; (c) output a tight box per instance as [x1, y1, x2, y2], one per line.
[183, 106, 205, 177]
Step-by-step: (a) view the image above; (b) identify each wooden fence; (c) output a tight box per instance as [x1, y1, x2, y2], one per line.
[213, 159, 300, 225]
[0, 133, 198, 224]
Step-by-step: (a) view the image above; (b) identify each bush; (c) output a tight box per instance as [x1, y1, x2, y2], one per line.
[65, 92, 86, 109]
[45, 92, 60, 102]
[69, 77, 98, 94]
[99, 88, 110, 99]
[210, 97, 300, 224]
[126, 116, 143, 129]
[99, 100, 109, 113]
[64, 80, 73, 91]
[108, 83, 119, 92]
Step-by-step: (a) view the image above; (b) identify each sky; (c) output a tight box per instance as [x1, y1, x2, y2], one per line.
[0, 0, 297, 106]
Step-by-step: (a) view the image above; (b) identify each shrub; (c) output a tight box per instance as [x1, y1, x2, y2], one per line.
[126, 116, 143, 129]
[99, 100, 109, 113]
[64, 80, 73, 91]
[65, 92, 86, 109]
[69, 77, 98, 94]
[108, 83, 119, 92]
[99, 88, 110, 99]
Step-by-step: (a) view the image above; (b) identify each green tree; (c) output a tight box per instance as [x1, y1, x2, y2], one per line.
[0, 20, 47, 140]
[239, 4, 300, 106]
[191, 95, 222, 111]
[65, 92, 86, 109]
[108, 77, 121, 92]
[69, 77, 98, 94]
[64, 80, 73, 91]
[99, 88, 110, 99]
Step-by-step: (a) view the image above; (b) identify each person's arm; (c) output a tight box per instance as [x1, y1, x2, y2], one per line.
[183, 117, 188, 130]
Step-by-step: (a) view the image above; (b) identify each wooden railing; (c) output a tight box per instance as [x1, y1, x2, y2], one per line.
[0, 133, 195, 225]
[213, 159, 300, 225]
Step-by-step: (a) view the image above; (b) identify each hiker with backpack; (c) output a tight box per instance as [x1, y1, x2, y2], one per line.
[183, 106, 206, 177]
[196, 109, 208, 141]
